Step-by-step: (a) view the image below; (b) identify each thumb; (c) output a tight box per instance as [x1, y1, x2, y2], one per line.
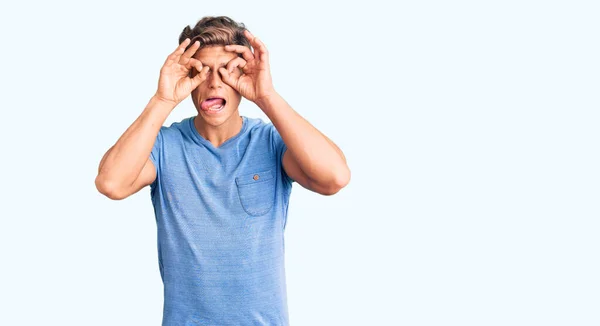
[218, 67, 237, 88]
[191, 65, 210, 89]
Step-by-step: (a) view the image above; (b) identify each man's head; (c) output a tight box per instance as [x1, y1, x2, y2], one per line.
[179, 16, 251, 127]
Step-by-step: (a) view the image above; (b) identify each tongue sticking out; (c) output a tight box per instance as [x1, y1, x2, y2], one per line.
[201, 98, 225, 110]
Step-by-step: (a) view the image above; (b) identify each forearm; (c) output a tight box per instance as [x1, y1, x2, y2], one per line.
[257, 93, 350, 185]
[96, 96, 174, 190]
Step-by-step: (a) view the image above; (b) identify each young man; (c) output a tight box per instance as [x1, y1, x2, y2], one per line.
[95, 16, 350, 325]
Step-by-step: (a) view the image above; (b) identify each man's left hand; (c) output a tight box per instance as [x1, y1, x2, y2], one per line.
[219, 29, 277, 105]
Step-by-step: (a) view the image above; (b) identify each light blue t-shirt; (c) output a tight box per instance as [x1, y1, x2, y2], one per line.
[149, 115, 294, 326]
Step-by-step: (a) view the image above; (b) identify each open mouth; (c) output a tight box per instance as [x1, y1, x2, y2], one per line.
[201, 97, 226, 113]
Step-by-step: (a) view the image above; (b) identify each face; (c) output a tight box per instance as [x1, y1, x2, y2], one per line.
[190, 45, 242, 127]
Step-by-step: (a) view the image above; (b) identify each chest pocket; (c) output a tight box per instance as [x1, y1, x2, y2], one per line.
[235, 169, 276, 217]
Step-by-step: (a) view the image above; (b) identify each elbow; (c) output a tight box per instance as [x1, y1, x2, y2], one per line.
[95, 176, 127, 200]
[321, 167, 351, 196]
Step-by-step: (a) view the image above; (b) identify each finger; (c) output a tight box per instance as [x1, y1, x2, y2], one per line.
[187, 58, 202, 70]
[253, 37, 269, 63]
[243, 29, 255, 43]
[179, 40, 200, 65]
[166, 38, 191, 64]
[224, 44, 254, 62]
[218, 67, 236, 87]
[226, 57, 247, 74]
[187, 58, 202, 76]
[243, 30, 268, 63]
[191, 64, 210, 88]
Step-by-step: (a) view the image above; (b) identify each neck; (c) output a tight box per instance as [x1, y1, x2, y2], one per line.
[194, 114, 243, 148]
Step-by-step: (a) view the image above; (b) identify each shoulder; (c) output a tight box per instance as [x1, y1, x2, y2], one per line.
[167, 116, 192, 133]
[241, 116, 275, 143]
[244, 116, 280, 139]
[244, 116, 270, 132]
[157, 116, 193, 140]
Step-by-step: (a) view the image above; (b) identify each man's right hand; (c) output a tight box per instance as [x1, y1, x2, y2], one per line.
[155, 38, 209, 106]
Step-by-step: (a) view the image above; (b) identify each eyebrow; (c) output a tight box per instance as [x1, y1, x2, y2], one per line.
[200, 61, 228, 68]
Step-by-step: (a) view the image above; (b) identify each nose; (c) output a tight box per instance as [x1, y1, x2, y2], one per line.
[208, 69, 223, 89]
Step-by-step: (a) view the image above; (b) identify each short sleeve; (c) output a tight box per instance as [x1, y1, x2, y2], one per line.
[149, 127, 164, 190]
[269, 123, 294, 185]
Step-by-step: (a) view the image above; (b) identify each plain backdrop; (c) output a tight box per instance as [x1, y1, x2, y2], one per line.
[1, 0, 598, 325]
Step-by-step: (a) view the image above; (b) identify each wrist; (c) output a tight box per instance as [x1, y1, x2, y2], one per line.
[255, 91, 281, 112]
[151, 94, 178, 110]
[150, 94, 178, 112]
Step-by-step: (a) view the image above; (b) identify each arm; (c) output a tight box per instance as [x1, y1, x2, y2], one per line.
[219, 30, 350, 195]
[258, 93, 351, 195]
[95, 97, 173, 200]
[95, 38, 209, 200]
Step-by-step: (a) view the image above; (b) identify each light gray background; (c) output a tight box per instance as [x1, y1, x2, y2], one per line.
[1, 0, 598, 325]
